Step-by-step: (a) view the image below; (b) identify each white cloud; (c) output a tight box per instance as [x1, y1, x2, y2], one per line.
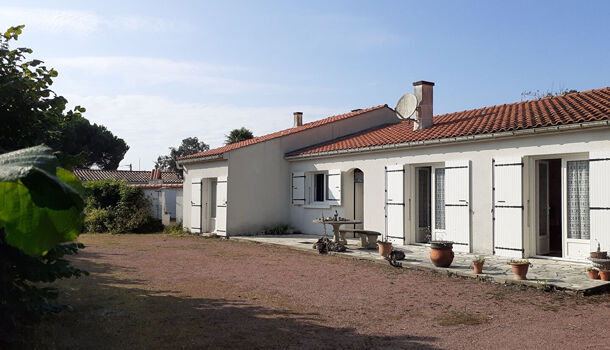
[50, 56, 268, 94]
[66, 94, 341, 170]
[0, 6, 184, 35]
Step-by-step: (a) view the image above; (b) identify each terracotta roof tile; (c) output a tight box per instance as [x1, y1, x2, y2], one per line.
[73, 169, 182, 184]
[289, 87, 610, 157]
[178, 104, 390, 160]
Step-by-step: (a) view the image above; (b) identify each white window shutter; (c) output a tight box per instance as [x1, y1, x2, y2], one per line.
[493, 156, 523, 258]
[190, 179, 202, 233]
[326, 169, 342, 205]
[385, 165, 405, 244]
[444, 160, 471, 253]
[590, 151, 610, 253]
[292, 172, 305, 205]
[215, 176, 228, 236]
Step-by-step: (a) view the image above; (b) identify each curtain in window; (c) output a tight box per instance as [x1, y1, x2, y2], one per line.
[435, 168, 445, 230]
[567, 160, 589, 239]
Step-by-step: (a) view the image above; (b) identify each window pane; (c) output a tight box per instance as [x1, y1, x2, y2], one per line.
[567, 160, 589, 239]
[435, 168, 445, 230]
[315, 173, 325, 202]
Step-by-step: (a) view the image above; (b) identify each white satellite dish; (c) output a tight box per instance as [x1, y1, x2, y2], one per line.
[395, 93, 419, 119]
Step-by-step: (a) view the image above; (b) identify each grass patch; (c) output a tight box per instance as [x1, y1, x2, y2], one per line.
[437, 311, 490, 326]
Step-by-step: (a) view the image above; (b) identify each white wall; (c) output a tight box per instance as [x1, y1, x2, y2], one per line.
[182, 160, 228, 232]
[289, 127, 610, 255]
[180, 107, 399, 235]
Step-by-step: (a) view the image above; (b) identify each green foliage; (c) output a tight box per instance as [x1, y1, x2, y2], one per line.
[261, 224, 295, 235]
[83, 180, 163, 233]
[0, 146, 84, 256]
[163, 221, 184, 234]
[225, 127, 254, 145]
[0, 230, 88, 343]
[156, 137, 209, 173]
[0, 145, 88, 342]
[0, 25, 128, 169]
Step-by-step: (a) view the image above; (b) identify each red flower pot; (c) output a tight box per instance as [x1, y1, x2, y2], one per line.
[509, 262, 530, 280]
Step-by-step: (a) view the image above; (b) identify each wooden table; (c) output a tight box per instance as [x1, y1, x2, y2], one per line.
[313, 219, 362, 244]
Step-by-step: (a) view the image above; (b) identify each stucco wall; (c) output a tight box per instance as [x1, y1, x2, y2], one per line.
[288, 127, 610, 256]
[180, 107, 399, 235]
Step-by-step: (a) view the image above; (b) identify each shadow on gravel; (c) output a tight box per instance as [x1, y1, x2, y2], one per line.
[14, 253, 441, 350]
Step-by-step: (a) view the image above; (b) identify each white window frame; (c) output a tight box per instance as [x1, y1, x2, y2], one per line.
[306, 171, 328, 205]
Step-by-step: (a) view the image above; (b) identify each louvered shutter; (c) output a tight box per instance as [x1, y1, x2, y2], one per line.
[385, 165, 404, 244]
[444, 160, 471, 253]
[590, 151, 610, 252]
[493, 156, 524, 258]
[190, 179, 202, 233]
[292, 172, 305, 205]
[326, 169, 342, 205]
[215, 176, 228, 235]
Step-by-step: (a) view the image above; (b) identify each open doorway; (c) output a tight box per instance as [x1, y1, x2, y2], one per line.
[416, 167, 431, 242]
[537, 159, 562, 256]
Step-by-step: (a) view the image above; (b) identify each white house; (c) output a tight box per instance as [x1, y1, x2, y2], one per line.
[177, 82, 610, 261]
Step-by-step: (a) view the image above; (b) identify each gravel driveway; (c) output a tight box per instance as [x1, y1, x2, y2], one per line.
[15, 234, 610, 349]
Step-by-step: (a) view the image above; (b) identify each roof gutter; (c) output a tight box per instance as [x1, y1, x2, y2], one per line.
[285, 119, 610, 161]
[176, 154, 225, 167]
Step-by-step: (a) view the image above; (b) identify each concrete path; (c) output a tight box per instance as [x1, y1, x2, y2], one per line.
[235, 234, 610, 294]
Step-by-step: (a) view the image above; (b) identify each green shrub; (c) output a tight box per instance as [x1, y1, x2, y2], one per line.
[261, 223, 297, 235]
[83, 180, 162, 233]
[164, 221, 184, 234]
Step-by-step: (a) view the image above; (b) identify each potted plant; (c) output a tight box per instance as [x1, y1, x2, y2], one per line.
[591, 242, 608, 259]
[429, 240, 454, 267]
[472, 256, 485, 274]
[599, 269, 610, 281]
[377, 233, 392, 258]
[508, 259, 532, 280]
[586, 267, 600, 280]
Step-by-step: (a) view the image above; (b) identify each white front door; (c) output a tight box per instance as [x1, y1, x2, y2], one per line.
[431, 166, 446, 241]
[493, 157, 523, 258]
[214, 176, 228, 236]
[385, 165, 405, 244]
[537, 160, 550, 255]
[190, 179, 202, 233]
[444, 160, 470, 253]
[562, 158, 590, 259]
[590, 151, 610, 254]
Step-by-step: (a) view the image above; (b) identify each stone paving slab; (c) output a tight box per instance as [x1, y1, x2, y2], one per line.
[235, 234, 610, 295]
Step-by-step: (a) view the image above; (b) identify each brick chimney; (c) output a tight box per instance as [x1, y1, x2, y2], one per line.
[413, 81, 434, 131]
[293, 112, 303, 127]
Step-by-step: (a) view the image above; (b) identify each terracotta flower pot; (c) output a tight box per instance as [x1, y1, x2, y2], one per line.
[509, 262, 530, 280]
[588, 269, 600, 280]
[429, 242, 454, 268]
[599, 270, 610, 281]
[378, 241, 392, 258]
[472, 261, 484, 274]
[590, 251, 608, 259]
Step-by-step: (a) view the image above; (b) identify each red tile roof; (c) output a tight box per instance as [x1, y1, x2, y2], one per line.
[73, 169, 182, 184]
[132, 184, 183, 189]
[178, 104, 390, 160]
[288, 87, 610, 157]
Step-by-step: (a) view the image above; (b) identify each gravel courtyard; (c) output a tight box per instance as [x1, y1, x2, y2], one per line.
[16, 234, 610, 349]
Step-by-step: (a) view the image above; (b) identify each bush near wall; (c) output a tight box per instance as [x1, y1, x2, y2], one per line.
[83, 180, 163, 233]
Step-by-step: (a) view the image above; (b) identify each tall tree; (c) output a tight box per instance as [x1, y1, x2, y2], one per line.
[225, 127, 254, 145]
[155, 137, 209, 173]
[0, 25, 128, 169]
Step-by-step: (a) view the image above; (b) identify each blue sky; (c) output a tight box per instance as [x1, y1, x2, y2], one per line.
[2, 1, 609, 169]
